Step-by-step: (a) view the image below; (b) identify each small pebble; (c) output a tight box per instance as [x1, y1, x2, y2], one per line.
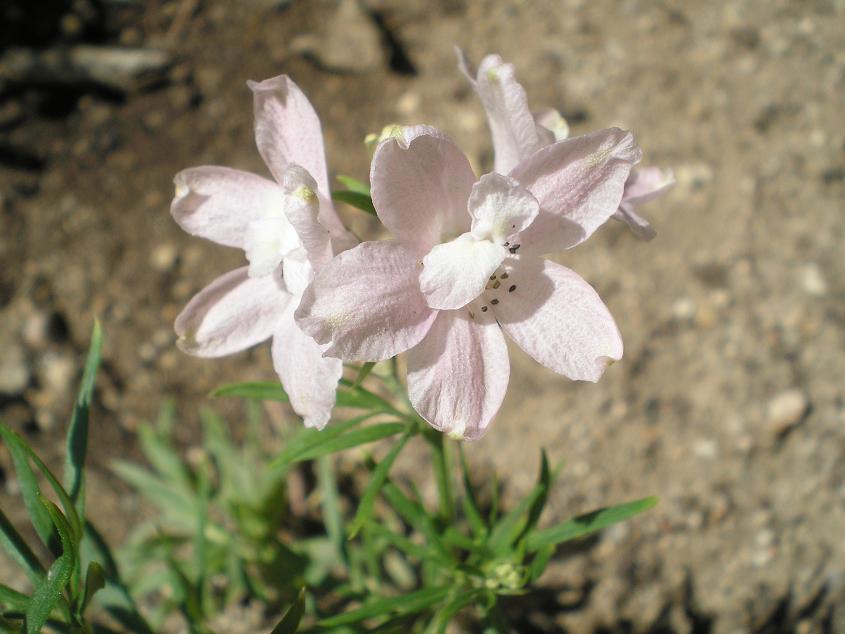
[800, 263, 827, 296]
[766, 389, 809, 436]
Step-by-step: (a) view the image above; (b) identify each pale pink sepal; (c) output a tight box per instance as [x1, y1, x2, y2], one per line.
[407, 308, 509, 440]
[247, 75, 348, 241]
[175, 266, 291, 358]
[613, 167, 675, 241]
[171, 167, 285, 249]
[272, 302, 343, 430]
[456, 48, 549, 174]
[295, 241, 438, 362]
[370, 125, 476, 254]
[512, 128, 642, 254]
[494, 258, 622, 382]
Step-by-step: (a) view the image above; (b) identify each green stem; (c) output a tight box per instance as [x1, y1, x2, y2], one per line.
[425, 430, 455, 524]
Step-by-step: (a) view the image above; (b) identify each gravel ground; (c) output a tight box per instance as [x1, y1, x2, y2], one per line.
[1, 1, 843, 632]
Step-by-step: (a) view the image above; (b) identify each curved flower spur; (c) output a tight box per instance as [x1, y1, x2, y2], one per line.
[457, 48, 674, 240]
[296, 125, 640, 439]
[170, 75, 357, 429]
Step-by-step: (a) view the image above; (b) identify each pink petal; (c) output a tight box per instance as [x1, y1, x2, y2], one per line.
[612, 167, 674, 241]
[171, 167, 285, 249]
[456, 48, 548, 174]
[512, 128, 642, 254]
[175, 267, 291, 358]
[407, 307, 509, 440]
[420, 234, 505, 310]
[492, 257, 622, 382]
[533, 108, 569, 142]
[295, 241, 437, 362]
[247, 75, 349, 241]
[272, 301, 343, 430]
[623, 167, 675, 205]
[468, 172, 539, 244]
[248, 75, 330, 198]
[281, 165, 333, 269]
[370, 125, 475, 254]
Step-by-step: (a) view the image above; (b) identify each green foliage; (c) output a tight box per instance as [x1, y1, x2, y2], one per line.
[0, 323, 150, 633]
[1, 327, 657, 633]
[331, 183, 377, 215]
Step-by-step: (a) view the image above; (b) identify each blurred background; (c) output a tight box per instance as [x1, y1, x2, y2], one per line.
[1, 0, 843, 631]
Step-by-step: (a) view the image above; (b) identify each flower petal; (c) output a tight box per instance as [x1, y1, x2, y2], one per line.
[493, 257, 622, 382]
[171, 167, 285, 248]
[295, 241, 437, 362]
[248, 75, 350, 241]
[175, 267, 291, 357]
[468, 172, 539, 244]
[281, 165, 333, 269]
[248, 75, 330, 197]
[370, 125, 475, 253]
[407, 307, 509, 440]
[244, 215, 300, 278]
[420, 234, 505, 310]
[534, 108, 569, 142]
[512, 128, 642, 253]
[622, 166, 675, 206]
[272, 301, 343, 430]
[456, 48, 549, 174]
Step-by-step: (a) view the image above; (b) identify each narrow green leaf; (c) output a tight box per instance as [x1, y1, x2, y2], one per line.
[271, 588, 305, 634]
[336, 175, 371, 195]
[331, 190, 376, 215]
[349, 432, 412, 538]
[0, 583, 30, 613]
[430, 590, 482, 634]
[210, 381, 289, 402]
[525, 496, 658, 552]
[488, 453, 550, 555]
[0, 427, 53, 550]
[459, 447, 486, 538]
[366, 522, 438, 564]
[0, 426, 82, 547]
[64, 319, 103, 519]
[337, 379, 403, 415]
[526, 544, 554, 582]
[381, 483, 452, 564]
[352, 362, 376, 388]
[26, 498, 76, 634]
[0, 508, 45, 585]
[80, 562, 105, 613]
[518, 450, 551, 543]
[441, 527, 481, 554]
[137, 424, 193, 491]
[274, 422, 406, 467]
[111, 461, 196, 525]
[317, 456, 347, 567]
[270, 414, 374, 468]
[317, 586, 450, 627]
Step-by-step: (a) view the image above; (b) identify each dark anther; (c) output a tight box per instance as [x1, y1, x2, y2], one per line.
[481, 305, 488, 312]
[508, 285, 516, 292]
[490, 298, 499, 305]
[492, 280, 501, 289]
[489, 274, 496, 280]
[508, 244, 521, 254]
[500, 272, 509, 279]
[504, 241, 510, 247]
[469, 310, 475, 319]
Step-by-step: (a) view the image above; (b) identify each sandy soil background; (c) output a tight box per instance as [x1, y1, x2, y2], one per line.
[1, 0, 843, 632]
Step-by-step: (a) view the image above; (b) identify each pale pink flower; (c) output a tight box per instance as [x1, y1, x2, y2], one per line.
[171, 75, 357, 429]
[296, 125, 639, 439]
[457, 48, 673, 241]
